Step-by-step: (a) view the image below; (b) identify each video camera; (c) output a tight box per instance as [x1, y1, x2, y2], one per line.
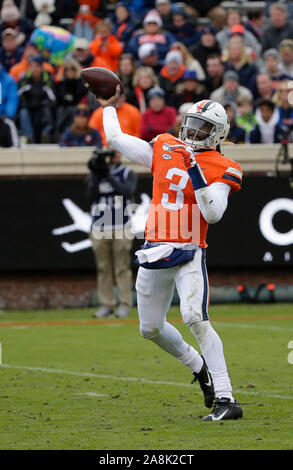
[87, 147, 115, 176]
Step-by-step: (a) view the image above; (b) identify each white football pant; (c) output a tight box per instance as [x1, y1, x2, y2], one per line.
[136, 247, 233, 400]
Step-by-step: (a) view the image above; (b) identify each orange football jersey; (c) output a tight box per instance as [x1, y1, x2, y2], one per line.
[145, 133, 242, 247]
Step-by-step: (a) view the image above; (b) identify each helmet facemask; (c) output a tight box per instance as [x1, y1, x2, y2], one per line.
[179, 109, 229, 150]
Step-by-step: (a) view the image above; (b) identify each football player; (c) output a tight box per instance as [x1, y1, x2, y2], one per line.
[98, 87, 243, 421]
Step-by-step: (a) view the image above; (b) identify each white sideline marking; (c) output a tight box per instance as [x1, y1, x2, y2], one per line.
[76, 392, 108, 397]
[1, 363, 293, 401]
[214, 322, 293, 332]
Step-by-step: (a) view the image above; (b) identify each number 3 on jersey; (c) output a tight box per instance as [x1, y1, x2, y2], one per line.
[161, 167, 189, 210]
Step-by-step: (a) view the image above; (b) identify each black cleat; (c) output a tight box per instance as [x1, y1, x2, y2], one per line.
[191, 357, 215, 408]
[202, 397, 243, 421]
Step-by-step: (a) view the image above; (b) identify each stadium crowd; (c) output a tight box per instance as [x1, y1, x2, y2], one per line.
[1, 0, 293, 146]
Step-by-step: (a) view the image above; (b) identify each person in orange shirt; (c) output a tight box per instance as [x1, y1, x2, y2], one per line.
[98, 88, 244, 423]
[89, 19, 123, 72]
[9, 41, 54, 82]
[89, 93, 141, 145]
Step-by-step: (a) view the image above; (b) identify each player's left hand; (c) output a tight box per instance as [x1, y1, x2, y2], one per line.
[171, 145, 196, 169]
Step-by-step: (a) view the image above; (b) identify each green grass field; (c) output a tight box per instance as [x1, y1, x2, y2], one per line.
[0, 304, 293, 450]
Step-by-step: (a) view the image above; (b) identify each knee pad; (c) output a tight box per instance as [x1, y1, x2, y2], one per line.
[140, 325, 161, 340]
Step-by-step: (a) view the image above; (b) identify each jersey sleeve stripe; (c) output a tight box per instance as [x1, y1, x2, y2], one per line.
[226, 166, 243, 178]
[222, 173, 242, 185]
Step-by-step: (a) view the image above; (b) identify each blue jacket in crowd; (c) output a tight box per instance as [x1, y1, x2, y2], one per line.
[0, 65, 18, 119]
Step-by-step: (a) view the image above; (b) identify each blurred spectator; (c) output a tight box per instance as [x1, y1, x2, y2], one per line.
[216, 9, 261, 56]
[0, 0, 33, 45]
[73, 37, 109, 69]
[170, 7, 199, 48]
[204, 54, 224, 94]
[184, 0, 227, 31]
[73, 4, 101, 42]
[222, 36, 259, 90]
[140, 86, 177, 141]
[244, 10, 264, 44]
[170, 101, 193, 137]
[190, 25, 221, 72]
[59, 105, 102, 147]
[155, 0, 173, 31]
[112, 2, 136, 47]
[262, 2, 293, 52]
[248, 98, 286, 144]
[210, 70, 253, 104]
[273, 80, 293, 128]
[88, 147, 137, 319]
[0, 62, 18, 118]
[236, 96, 257, 133]
[127, 9, 175, 62]
[90, 19, 123, 72]
[253, 73, 276, 101]
[262, 49, 292, 83]
[169, 41, 205, 81]
[128, 66, 159, 112]
[159, 50, 186, 105]
[18, 56, 55, 143]
[0, 114, 19, 146]
[169, 70, 208, 110]
[137, 42, 161, 76]
[117, 52, 137, 103]
[89, 93, 141, 145]
[54, 58, 87, 139]
[0, 28, 24, 71]
[223, 102, 245, 144]
[33, 0, 55, 27]
[279, 39, 293, 77]
[9, 41, 54, 82]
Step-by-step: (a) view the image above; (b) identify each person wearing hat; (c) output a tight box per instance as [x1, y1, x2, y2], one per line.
[18, 55, 56, 143]
[262, 2, 293, 52]
[126, 9, 175, 62]
[279, 39, 293, 77]
[261, 48, 291, 83]
[170, 7, 200, 48]
[159, 50, 186, 105]
[137, 42, 162, 76]
[170, 69, 208, 110]
[189, 24, 221, 72]
[210, 69, 253, 104]
[0, 0, 33, 45]
[59, 105, 102, 147]
[140, 86, 177, 141]
[72, 37, 109, 70]
[0, 27, 24, 72]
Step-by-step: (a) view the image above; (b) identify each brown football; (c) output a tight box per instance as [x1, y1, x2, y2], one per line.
[80, 67, 124, 99]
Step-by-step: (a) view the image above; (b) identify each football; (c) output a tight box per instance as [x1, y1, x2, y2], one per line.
[80, 67, 124, 99]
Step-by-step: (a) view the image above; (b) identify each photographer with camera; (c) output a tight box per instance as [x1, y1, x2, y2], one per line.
[87, 147, 138, 318]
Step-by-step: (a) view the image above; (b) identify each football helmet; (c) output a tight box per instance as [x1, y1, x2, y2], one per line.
[179, 100, 230, 149]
